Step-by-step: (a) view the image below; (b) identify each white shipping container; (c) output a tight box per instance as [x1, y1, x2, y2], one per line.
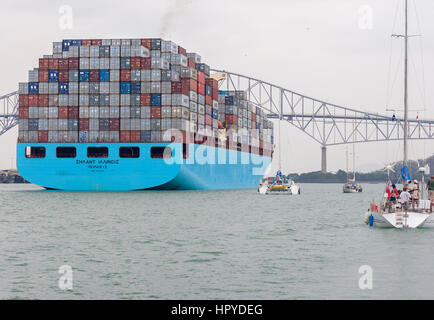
[39, 83, 49, 94]
[90, 46, 99, 57]
[89, 58, 99, 69]
[79, 45, 89, 57]
[110, 45, 120, 57]
[79, 58, 90, 69]
[141, 82, 151, 93]
[79, 107, 89, 118]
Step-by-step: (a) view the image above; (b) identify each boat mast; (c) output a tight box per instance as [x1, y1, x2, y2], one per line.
[403, 0, 409, 168]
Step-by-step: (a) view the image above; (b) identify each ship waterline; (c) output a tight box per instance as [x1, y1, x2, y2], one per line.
[17, 143, 272, 191]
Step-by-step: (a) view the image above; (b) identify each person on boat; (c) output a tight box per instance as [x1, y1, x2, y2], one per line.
[427, 175, 434, 201]
[411, 180, 420, 209]
[400, 187, 411, 210]
[389, 189, 397, 204]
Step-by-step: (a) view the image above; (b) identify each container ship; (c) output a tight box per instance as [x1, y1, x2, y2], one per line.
[16, 38, 274, 191]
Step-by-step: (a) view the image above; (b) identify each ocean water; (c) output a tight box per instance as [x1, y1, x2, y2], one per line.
[1, 183, 434, 300]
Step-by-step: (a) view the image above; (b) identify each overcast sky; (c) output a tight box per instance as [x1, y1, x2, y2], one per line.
[1, 0, 433, 173]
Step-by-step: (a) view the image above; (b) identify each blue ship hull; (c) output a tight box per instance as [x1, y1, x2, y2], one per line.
[17, 143, 272, 191]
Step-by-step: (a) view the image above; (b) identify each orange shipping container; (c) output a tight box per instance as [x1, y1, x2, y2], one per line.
[130, 131, 141, 143]
[141, 94, 151, 106]
[39, 58, 49, 70]
[39, 70, 49, 82]
[28, 95, 39, 107]
[120, 131, 131, 143]
[39, 94, 49, 106]
[48, 58, 59, 70]
[130, 57, 141, 69]
[120, 70, 131, 81]
[19, 106, 29, 119]
[58, 107, 69, 119]
[19, 94, 29, 107]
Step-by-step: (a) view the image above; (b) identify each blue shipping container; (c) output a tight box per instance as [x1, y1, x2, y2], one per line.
[225, 96, 234, 105]
[28, 82, 39, 94]
[212, 109, 219, 119]
[58, 82, 69, 94]
[62, 40, 72, 51]
[131, 82, 141, 94]
[79, 70, 90, 82]
[219, 90, 229, 96]
[99, 70, 110, 82]
[151, 94, 161, 106]
[205, 85, 212, 96]
[141, 131, 151, 142]
[70, 40, 82, 46]
[120, 82, 131, 94]
[48, 70, 59, 82]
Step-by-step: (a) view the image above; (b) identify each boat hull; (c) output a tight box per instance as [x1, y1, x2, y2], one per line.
[17, 143, 272, 191]
[368, 211, 434, 228]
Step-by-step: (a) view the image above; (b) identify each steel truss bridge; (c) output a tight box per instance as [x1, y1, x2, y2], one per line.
[1, 69, 434, 172]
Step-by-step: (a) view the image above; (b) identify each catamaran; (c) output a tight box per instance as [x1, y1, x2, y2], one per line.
[258, 107, 300, 195]
[366, 0, 433, 228]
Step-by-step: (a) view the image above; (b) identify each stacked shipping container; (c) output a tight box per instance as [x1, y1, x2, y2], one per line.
[18, 38, 274, 156]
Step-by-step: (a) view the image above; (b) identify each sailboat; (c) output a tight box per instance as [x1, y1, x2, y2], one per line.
[366, 0, 433, 228]
[258, 108, 300, 195]
[343, 144, 363, 193]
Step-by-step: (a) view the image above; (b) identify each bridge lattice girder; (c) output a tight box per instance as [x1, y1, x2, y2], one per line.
[213, 69, 434, 147]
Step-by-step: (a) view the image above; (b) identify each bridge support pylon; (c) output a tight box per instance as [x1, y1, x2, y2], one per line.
[321, 146, 327, 173]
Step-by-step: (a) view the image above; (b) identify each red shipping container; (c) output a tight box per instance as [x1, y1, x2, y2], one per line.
[225, 114, 238, 124]
[205, 95, 212, 106]
[212, 89, 218, 101]
[28, 95, 39, 107]
[130, 57, 141, 69]
[205, 115, 212, 126]
[58, 107, 69, 119]
[38, 131, 49, 143]
[150, 106, 161, 118]
[91, 39, 102, 46]
[130, 131, 141, 143]
[120, 70, 131, 81]
[89, 70, 99, 82]
[197, 82, 205, 95]
[82, 39, 92, 46]
[19, 106, 29, 119]
[178, 46, 187, 55]
[140, 57, 151, 69]
[39, 58, 49, 70]
[188, 58, 195, 69]
[68, 58, 79, 69]
[39, 94, 49, 106]
[205, 78, 218, 89]
[19, 94, 28, 107]
[141, 39, 151, 49]
[58, 70, 69, 82]
[79, 119, 89, 131]
[171, 82, 182, 94]
[38, 70, 49, 82]
[109, 119, 120, 131]
[140, 94, 151, 106]
[197, 71, 205, 84]
[181, 78, 197, 94]
[48, 58, 59, 70]
[252, 113, 256, 122]
[58, 58, 69, 70]
[68, 106, 79, 118]
[120, 131, 131, 143]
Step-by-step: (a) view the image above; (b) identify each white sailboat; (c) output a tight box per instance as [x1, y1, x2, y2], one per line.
[258, 107, 300, 195]
[366, 0, 433, 228]
[343, 144, 362, 193]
